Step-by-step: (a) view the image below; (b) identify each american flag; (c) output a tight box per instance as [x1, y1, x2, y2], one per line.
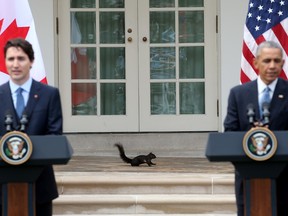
[241, 0, 288, 83]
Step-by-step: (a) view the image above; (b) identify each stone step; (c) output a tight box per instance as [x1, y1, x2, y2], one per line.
[55, 214, 236, 216]
[53, 194, 236, 215]
[55, 172, 234, 195]
[53, 172, 236, 215]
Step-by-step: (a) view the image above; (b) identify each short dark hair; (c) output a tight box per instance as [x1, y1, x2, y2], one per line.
[256, 41, 283, 58]
[4, 38, 35, 62]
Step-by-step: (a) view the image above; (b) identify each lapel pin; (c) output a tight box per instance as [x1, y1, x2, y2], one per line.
[34, 94, 38, 99]
[278, 94, 284, 99]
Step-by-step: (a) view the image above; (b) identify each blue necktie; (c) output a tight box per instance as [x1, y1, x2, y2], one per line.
[259, 86, 270, 117]
[16, 88, 25, 118]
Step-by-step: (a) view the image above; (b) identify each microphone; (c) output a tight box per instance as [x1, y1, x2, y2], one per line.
[19, 111, 28, 132]
[262, 102, 270, 126]
[4, 110, 13, 132]
[247, 103, 255, 125]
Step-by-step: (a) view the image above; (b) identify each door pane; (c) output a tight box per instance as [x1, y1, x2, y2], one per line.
[150, 47, 175, 79]
[150, 0, 174, 8]
[101, 83, 126, 115]
[100, 48, 125, 79]
[100, 12, 125, 44]
[179, 0, 203, 7]
[150, 11, 175, 43]
[179, 11, 204, 43]
[180, 82, 204, 114]
[99, 0, 124, 8]
[151, 83, 176, 115]
[179, 46, 204, 78]
[72, 83, 97, 115]
[71, 47, 96, 79]
[71, 0, 95, 8]
[71, 12, 96, 44]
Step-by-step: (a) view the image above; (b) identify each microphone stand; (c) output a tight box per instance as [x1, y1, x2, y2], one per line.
[5, 113, 13, 132]
[19, 113, 28, 132]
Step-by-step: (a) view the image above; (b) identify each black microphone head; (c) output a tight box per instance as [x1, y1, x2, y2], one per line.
[5, 110, 12, 116]
[262, 102, 270, 110]
[247, 103, 254, 110]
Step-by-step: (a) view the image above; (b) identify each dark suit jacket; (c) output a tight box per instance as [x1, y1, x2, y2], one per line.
[0, 79, 63, 203]
[224, 77, 288, 215]
[224, 77, 288, 131]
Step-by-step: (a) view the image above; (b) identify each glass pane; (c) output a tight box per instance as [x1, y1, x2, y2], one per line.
[72, 83, 97, 115]
[179, 46, 204, 78]
[179, 11, 204, 43]
[100, 48, 125, 79]
[71, 47, 96, 79]
[180, 82, 205, 114]
[150, 47, 175, 79]
[151, 83, 176, 114]
[71, 12, 96, 44]
[150, 11, 175, 43]
[101, 83, 126, 115]
[100, 12, 125, 44]
[70, 0, 95, 8]
[150, 0, 175, 8]
[99, 0, 124, 8]
[179, 0, 203, 7]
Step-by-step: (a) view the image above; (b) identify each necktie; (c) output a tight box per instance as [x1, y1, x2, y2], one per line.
[259, 86, 270, 117]
[16, 88, 25, 118]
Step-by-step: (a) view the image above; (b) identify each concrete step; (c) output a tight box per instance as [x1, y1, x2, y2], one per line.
[53, 194, 236, 214]
[56, 172, 234, 195]
[53, 172, 236, 215]
[54, 214, 236, 216]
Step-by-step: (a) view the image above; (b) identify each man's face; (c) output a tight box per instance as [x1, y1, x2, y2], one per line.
[253, 47, 284, 85]
[5, 46, 33, 85]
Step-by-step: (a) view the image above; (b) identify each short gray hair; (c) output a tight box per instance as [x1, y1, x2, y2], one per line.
[255, 41, 283, 58]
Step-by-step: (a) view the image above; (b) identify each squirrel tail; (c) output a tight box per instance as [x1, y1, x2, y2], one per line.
[114, 143, 132, 164]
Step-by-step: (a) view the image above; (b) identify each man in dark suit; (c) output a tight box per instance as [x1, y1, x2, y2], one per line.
[224, 40, 288, 216]
[0, 38, 62, 215]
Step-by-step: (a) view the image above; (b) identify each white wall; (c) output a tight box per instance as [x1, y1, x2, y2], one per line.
[219, 0, 249, 131]
[28, 0, 56, 86]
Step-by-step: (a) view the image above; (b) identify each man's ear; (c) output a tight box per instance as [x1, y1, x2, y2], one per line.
[253, 58, 259, 70]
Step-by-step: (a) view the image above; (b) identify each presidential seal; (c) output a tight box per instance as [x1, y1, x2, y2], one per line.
[243, 127, 277, 161]
[0, 131, 33, 165]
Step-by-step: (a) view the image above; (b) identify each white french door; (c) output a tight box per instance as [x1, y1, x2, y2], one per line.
[58, 0, 218, 132]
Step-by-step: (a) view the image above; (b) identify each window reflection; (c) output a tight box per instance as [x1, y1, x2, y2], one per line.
[179, 11, 204, 43]
[179, 46, 204, 78]
[100, 12, 125, 44]
[99, 0, 124, 8]
[150, 11, 175, 43]
[72, 83, 97, 115]
[100, 48, 125, 79]
[151, 83, 176, 114]
[101, 83, 126, 115]
[150, 47, 175, 79]
[71, 12, 96, 44]
[180, 82, 205, 114]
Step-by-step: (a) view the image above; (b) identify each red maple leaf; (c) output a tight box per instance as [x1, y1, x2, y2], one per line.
[0, 19, 30, 74]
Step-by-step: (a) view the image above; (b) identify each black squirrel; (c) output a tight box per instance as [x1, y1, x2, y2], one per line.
[114, 143, 156, 166]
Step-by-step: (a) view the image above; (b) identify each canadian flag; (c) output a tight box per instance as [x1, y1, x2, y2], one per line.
[0, 0, 47, 85]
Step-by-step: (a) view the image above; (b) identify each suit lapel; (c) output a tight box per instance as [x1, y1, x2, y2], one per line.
[0, 83, 19, 129]
[25, 80, 41, 118]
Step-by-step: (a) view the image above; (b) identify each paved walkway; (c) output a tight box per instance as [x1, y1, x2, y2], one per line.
[54, 156, 234, 174]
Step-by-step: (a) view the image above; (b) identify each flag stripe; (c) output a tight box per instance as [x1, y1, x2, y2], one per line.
[241, 0, 288, 83]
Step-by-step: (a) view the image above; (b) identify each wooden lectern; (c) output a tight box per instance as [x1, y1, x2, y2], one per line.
[0, 135, 73, 216]
[206, 131, 288, 216]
